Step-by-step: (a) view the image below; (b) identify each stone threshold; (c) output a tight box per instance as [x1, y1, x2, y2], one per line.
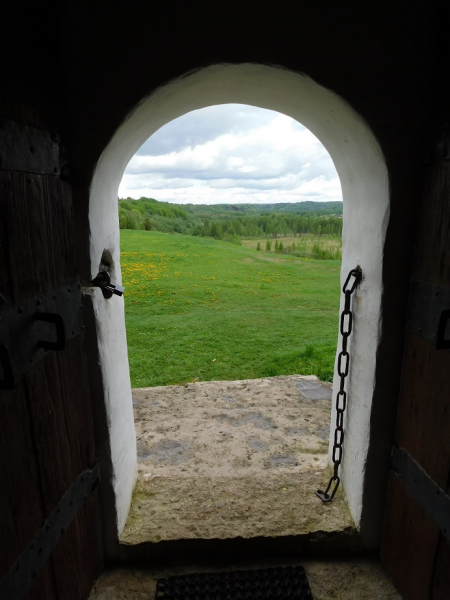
[120, 375, 354, 548]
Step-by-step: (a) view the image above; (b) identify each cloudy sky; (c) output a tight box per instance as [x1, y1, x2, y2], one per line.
[119, 104, 342, 205]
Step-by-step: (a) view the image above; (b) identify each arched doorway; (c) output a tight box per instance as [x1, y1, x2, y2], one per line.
[88, 63, 389, 553]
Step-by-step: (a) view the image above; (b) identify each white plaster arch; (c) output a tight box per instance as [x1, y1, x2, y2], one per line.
[88, 63, 389, 547]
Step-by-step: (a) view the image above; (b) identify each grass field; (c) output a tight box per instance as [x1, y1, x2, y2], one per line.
[121, 230, 341, 387]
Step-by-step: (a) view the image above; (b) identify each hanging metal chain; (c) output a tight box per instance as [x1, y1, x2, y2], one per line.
[316, 266, 362, 503]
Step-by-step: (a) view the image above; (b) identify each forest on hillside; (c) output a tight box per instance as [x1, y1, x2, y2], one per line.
[118, 197, 343, 243]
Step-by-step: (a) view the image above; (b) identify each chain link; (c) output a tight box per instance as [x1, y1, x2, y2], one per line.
[316, 266, 362, 503]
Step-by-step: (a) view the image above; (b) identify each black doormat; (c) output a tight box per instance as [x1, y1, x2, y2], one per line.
[155, 566, 313, 599]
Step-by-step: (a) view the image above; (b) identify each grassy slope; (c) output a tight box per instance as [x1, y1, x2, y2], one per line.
[121, 230, 341, 387]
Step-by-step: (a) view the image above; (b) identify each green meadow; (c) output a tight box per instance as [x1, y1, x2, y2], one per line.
[121, 230, 341, 387]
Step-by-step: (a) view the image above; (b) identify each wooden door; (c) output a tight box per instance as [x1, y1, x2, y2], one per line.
[381, 139, 450, 599]
[0, 119, 103, 598]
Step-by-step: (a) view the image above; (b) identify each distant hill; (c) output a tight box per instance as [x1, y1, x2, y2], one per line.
[118, 197, 343, 242]
[183, 201, 343, 216]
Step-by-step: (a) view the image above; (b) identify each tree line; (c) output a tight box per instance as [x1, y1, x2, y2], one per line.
[118, 197, 343, 241]
[192, 214, 342, 240]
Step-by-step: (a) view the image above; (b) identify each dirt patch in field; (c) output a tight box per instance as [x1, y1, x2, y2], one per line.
[121, 375, 354, 545]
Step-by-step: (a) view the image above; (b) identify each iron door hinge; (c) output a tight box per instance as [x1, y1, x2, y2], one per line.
[392, 447, 450, 541]
[0, 463, 100, 600]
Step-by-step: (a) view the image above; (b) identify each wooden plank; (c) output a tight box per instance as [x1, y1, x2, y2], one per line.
[431, 471, 450, 600]
[382, 472, 440, 600]
[24, 335, 97, 507]
[24, 334, 103, 596]
[0, 171, 49, 304]
[412, 161, 450, 286]
[0, 381, 57, 599]
[51, 492, 103, 600]
[0, 171, 78, 308]
[0, 170, 25, 309]
[44, 176, 79, 289]
[22, 562, 58, 600]
[432, 536, 450, 600]
[0, 381, 44, 576]
[395, 332, 450, 489]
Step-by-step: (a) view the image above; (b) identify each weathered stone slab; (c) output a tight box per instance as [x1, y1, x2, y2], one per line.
[122, 375, 351, 544]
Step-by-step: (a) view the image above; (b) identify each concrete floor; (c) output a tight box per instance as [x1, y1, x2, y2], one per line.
[88, 559, 402, 599]
[121, 376, 353, 545]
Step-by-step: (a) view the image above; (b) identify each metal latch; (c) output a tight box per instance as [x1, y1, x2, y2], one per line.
[91, 272, 125, 299]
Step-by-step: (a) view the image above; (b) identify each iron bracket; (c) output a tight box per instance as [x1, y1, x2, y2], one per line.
[0, 282, 84, 390]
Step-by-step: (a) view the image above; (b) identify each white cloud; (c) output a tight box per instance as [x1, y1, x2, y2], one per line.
[119, 104, 342, 204]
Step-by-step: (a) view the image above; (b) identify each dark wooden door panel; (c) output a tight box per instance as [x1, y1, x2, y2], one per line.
[22, 562, 58, 600]
[24, 336, 97, 510]
[395, 333, 450, 489]
[23, 335, 102, 599]
[0, 382, 46, 575]
[0, 382, 58, 599]
[51, 493, 103, 600]
[382, 473, 440, 600]
[412, 161, 450, 286]
[432, 537, 450, 600]
[0, 171, 78, 307]
[382, 140, 450, 598]
[0, 123, 103, 598]
[432, 473, 450, 600]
